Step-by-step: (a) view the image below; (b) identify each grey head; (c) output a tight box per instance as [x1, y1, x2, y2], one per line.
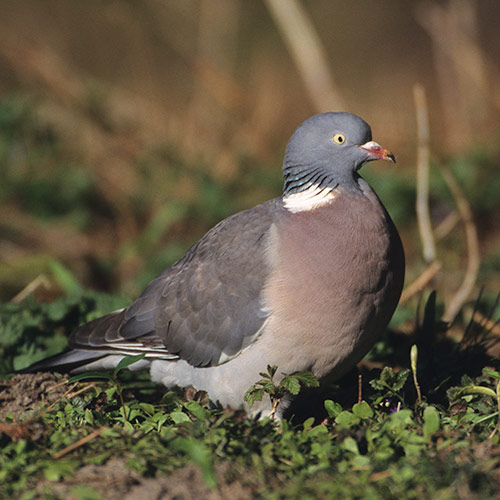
[283, 112, 395, 196]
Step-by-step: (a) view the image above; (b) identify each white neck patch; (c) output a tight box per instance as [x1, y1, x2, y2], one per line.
[283, 184, 337, 213]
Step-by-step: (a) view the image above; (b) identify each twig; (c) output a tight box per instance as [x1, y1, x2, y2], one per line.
[413, 84, 436, 263]
[358, 374, 362, 404]
[11, 274, 52, 303]
[264, 0, 344, 111]
[434, 210, 460, 240]
[46, 380, 70, 392]
[268, 398, 280, 420]
[438, 164, 480, 324]
[44, 384, 77, 412]
[53, 426, 107, 459]
[66, 383, 98, 400]
[117, 385, 129, 423]
[410, 345, 422, 406]
[45, 383, 98, 412]
[400, 261, 442, 305]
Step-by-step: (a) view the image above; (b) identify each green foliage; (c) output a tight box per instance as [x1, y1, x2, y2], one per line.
[68, 353, 148, 427]
[1, 295, 500, 498]
[422, 406, 440, 442]
[369, 366, 411, 403]
[0, 291, 129, 375]
[49, 260, 84, 296]
[244, 365, 320, 412]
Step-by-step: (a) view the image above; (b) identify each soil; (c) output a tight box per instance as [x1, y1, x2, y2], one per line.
[0, 373, 255, 500]
[40, 461, 254, 500]
[0, 372, 69, 421]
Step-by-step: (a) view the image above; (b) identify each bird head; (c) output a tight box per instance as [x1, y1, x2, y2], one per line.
[283, 112, 395, 196]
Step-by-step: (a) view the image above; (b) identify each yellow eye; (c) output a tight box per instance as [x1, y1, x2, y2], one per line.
[333, 133, 346, 145]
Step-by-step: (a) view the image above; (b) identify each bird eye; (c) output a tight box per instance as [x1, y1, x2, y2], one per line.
[332, 133, 346, 145]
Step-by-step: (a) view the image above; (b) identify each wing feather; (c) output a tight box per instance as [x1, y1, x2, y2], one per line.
[64, 199, 280, 368]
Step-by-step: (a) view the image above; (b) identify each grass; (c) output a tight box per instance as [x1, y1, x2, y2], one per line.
[1, 290, 500, 499]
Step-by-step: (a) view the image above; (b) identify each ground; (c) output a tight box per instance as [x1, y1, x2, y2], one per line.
[0, 373, 255, 500]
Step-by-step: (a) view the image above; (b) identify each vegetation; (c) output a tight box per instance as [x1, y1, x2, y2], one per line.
[1, 2, 500, 497]
[1, 288, 500, 499]
[0, 84, 499, 499]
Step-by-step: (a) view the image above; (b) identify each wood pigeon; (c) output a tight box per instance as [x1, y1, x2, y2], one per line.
[25, 112, 405, 418]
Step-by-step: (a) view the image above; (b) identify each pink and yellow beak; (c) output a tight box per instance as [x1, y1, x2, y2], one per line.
[359, 141, 396, 163]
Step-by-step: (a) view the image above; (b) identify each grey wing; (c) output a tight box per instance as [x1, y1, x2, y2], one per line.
[69, 200, 279, 367]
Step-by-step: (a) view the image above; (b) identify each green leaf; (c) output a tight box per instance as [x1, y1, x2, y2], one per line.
[43, 465, 62, 482]
[302, 417, 315, 430]
[324, 400, 342, 418]
[259, 365, 277, 380]
[170, 411, 192, 424]
[113, 353, 147, 376]
[184, 401, 209, 421]
[335, 411, 360, 428]
[388, 409, 415, 431]
[68, 371, 114, 383]
[423, 406, 440, 441]
[84, 408, 94, 425]
[49, 259, 83, 295]
[292, 371, 320, 388]
[245, 387, 265, 406]
[105, 386, 118, 399]
[138, 402, 155, 415]
[369, 366, 410, 394]
[483, 368, 500, 380]
[43, 461, 76, 482]
[459, 385, 497, 398]
[342, 437, 360, 454]
[280, 375, 301, 395]
[352, 401, 374, 419]
[170, 411, 192, 425]
[244, 390, 255, 407]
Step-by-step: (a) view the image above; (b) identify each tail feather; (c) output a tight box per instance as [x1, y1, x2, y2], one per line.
[20, 307, 174, 375]
[20, 349, 109, 373]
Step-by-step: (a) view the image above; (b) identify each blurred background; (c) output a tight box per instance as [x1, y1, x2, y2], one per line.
[0, 0, 499, 318]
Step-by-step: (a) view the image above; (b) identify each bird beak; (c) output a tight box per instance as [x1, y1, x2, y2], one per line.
[359, 141, 396, 163]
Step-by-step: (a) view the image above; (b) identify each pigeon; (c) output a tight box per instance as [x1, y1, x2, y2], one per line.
[24, 112, 405, 418]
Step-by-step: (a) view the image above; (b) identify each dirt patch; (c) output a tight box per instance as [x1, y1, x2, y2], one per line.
[123, 464, 255, 500]
[0, 372, 69, 421]
[38, 462, 255, 500]
[39, 457, 139, 500]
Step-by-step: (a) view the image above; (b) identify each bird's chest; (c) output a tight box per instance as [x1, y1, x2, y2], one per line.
[263, 196, 398, 373]
[272, 198, 392, 302]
